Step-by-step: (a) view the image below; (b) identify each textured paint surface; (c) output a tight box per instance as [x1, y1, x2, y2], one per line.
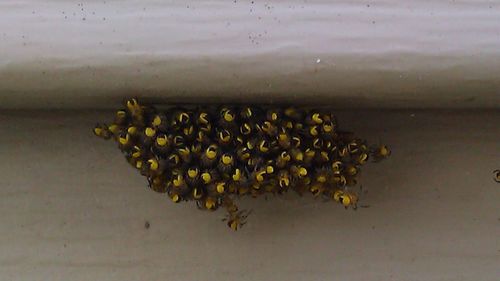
[1, 1, 500, 108]
[0, 110, 499, 280]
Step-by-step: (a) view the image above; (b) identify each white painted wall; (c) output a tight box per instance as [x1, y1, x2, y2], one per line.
[1, 110, 499, 280]
[1, 1, 500, 108]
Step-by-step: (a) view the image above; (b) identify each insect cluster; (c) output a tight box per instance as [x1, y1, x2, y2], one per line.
[94, 98, 390, 230]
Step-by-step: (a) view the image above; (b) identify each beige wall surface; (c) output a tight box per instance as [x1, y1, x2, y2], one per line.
[1, 0, 500, 109]
[0, 110, 499, 281]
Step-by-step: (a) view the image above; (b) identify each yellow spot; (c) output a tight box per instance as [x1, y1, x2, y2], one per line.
[312, 113, 323, 124]
[323, 123, 333, 132]
[178, 148, 190, 156]
[206, 149, 217, 159]
[216, 183, 225, 194]
[205, 198, 216, 209]
[332, 161, 342, 171]
[152, 115, 162, 126]
[201, 172, 212, 184]
[108, 124, 119, 134]
[223, 111, 234, 122]
[348, 142, 359, 153]
[246, 141, 255, 150]
[241, 123, 251, 134]
[245, 108, 252, 118]
[179, 113, 189, 123]
[339, 147, 348, 157]
[200, 123, 211, 133]
[299, 167, 308, 177]
[93, 127, 102, 135]
[346, 166, 357, 176]
[187, 168, 198, 178]
[320, 151, 330, 161]
[229, 220, 238, 231]
[310, 126, 319, 136]
[132, 147, 141, 158]
[292, 136, 301, 147]
[324, 141, 332, 149]
[168, 154, 179, 165]
[148, 159, 159, 171]
[193, 188, 202, 199]
[317, 175, 327, 183]
[118, 134, 129, 145]
[156, 136, 168, 146]
[198, 132, 208, 143]
[128, 98, 137, 106]
[263, 121, 272, 130]
[171, 194, 180, 203]
[127, 126, 137, 135]
[280, 152, 291, 161]
[232, 169, 241, 181]
[173, 176, 183, 187]
[173, 136, 184, 146]
[252, 183, 261, 190]
[271, 112, 278, 121]
[266, 166, 274, 174]
[278, 133, 288, 141]
[222, 155, 233, 165]
[191, 144, 202, 154]
[126, 98, 137, 109]
[358, 153, 368, 164]
[295, 151, 304, 161]
[310, 185, 322, 196]
[183, 126, 194, 135]
[145, 127, 156, 137]
[305, 149, 315, 158]
[238, 187, 249, 195]
[219, 131, 230, 142]
[256, 171, 265, 182]
[135, 160, 143, 169]
[199, 113, 209, 124]
[279, 177, 290, 187]
[340, 195, 351, 207]
[333, 190, 343, 202]
[334, 175, 346, 186]
[379, 145, 390, 157]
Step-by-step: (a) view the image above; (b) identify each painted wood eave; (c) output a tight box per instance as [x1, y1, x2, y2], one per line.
[1, 1, 499, 108]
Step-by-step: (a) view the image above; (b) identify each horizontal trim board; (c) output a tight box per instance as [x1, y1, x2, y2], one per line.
[1, 1, 499, 108]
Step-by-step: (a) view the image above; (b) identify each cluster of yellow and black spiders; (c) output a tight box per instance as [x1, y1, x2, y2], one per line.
[94, 98, 390, 230]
